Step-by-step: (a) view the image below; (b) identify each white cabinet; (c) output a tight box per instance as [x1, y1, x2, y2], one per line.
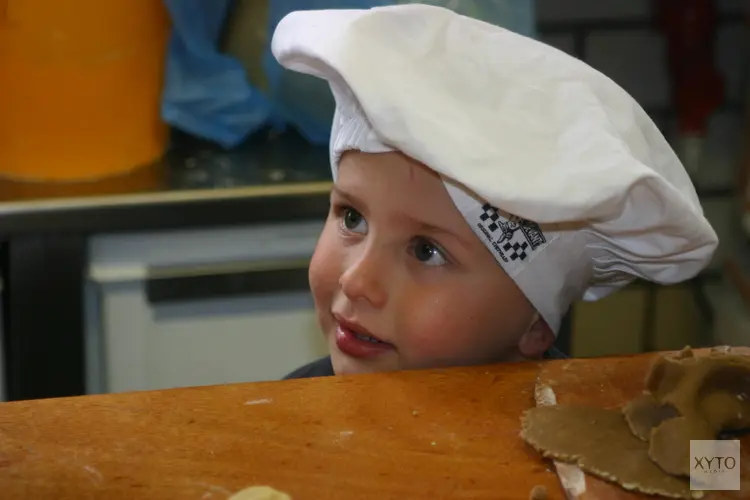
[85, 221, 329, 395]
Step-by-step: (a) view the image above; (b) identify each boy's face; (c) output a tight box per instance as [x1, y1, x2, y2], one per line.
[309, 151, 545, 375]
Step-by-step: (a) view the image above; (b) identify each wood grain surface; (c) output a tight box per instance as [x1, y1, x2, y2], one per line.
[0, 349, 743, 499]
[0, 360, 559, 500]
[537, 347, 750, 500]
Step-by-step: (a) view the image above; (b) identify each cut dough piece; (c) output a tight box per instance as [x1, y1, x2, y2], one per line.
[648, 416, 714, 477]
[520, 405, 700, 499]
[623, 393, 680, 442]
[523, 348, 749, 499]
[228, 486, 292, 500]
[627, 350, 750, 476]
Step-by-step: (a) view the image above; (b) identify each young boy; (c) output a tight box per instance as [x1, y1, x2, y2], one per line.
[272, 4, 719, 379]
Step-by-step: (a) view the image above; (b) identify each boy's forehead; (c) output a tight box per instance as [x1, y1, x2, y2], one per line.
[338, 152, 455, 212]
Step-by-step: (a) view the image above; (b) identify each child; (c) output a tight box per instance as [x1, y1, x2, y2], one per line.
[272, 4, 719, 379]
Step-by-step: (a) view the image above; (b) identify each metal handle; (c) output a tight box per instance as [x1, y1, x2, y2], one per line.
[145, 258, 310, 304]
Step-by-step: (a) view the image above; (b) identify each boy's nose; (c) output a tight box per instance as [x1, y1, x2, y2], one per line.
[338, 249, 388, 309]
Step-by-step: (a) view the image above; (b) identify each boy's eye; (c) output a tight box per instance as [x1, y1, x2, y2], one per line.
[341, 207, 367, 233]
[412, 238, 447, 267]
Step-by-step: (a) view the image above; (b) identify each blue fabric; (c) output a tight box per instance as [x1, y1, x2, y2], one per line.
[161, 0, 273, 148]
[160, 0, 537, 148]
[261, 0, 395, 145]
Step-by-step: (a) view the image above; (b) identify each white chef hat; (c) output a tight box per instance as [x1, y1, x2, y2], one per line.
[271, 4, 718, 334]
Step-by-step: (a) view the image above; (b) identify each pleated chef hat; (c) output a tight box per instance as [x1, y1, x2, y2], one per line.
[271, 4, 718, 334]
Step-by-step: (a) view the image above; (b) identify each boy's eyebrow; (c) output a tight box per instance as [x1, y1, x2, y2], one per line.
[332, 185, 474, 252]
[330, 185, 367, 208]
[410, 217, 474, 252]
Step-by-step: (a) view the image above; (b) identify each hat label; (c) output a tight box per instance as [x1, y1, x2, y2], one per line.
[476, 204, 546, 263]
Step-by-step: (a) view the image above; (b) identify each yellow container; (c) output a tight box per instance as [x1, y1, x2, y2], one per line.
[0, 0, 170, 182]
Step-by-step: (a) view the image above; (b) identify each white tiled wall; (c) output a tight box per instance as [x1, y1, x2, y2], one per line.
[689, 110, 747, 191]
[718, 23, 749, 102]
[536, 0, 652, 22]
[538, 34, 576, 55]
[585, 29, 670, 107]
[537, 0, 747, 22]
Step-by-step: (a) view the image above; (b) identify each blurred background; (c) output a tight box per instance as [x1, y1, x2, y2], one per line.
[0, 0, 747, 402]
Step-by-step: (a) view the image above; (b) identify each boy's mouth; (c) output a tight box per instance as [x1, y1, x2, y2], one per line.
[352, 332, 384, 344]
[333, 315, 394, 358]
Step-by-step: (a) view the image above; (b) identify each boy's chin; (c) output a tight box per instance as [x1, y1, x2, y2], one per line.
[329, 349, 395, 376]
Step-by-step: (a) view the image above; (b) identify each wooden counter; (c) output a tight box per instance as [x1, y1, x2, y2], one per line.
[0, 352, 744, 499]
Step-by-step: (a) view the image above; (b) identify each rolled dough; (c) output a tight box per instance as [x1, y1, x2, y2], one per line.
[228, 486, 292, 500]
[622, 393, 679, 441]
[521, 347, 750, 499]
[521, 405, 698, 499]
[625, 348, 750, 476]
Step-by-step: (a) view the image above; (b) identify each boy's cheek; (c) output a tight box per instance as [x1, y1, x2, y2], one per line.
[308, 229, 342, 308]
[398, 304, 522, 368]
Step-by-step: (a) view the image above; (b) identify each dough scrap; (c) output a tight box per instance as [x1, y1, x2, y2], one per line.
[520, 405, 698, 499]
[522, 347, 750, 499]
[228, 486, 292, 500]
[623, 393, 680, 442]
[528, 484, 548, 500]
[648, 416, 714, 477]
[626, 348, 750, 476]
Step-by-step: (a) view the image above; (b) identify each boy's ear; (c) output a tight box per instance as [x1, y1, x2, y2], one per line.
[518, 313, 555, 359]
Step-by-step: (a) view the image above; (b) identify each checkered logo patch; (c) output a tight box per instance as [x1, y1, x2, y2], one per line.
[479, 205, 501, 232]
[475, 204, 546, 263]
[503, 241, 528, 261]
